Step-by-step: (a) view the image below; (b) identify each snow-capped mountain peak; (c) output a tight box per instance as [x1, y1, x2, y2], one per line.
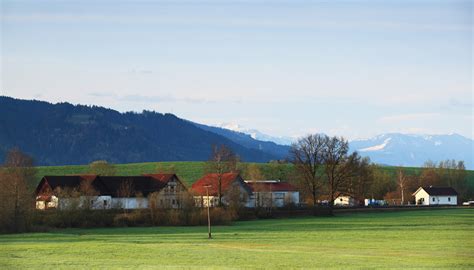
[218, 123, 295, 145]
[358, 138, 392, 152]
[350, 133, 473, 169]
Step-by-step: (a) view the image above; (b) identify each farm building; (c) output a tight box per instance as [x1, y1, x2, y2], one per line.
[35, 174, 187, 210]
[192, 172, 252, 207]
[412, 186, 458, 206]
[333, 195, 358, 207]
[245, 180, 299, 208]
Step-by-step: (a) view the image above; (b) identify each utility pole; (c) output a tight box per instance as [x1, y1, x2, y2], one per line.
[204, 185, 212, 239]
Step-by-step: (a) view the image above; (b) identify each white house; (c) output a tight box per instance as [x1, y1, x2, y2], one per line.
[334, 195, 357, 207]
[413, 186, 458, 206]
[245, 180, 299, 208]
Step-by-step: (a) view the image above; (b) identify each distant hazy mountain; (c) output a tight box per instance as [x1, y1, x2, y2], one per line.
[0, 97, 281, 165]
[3, 96, 471, 169]
[212, 124, 473, 169]
[349, 133, 474, 169]
[194, 123, 290, 159]
[219, 123, 295, 145]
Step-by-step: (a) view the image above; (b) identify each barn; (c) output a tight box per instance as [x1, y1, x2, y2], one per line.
[35, 174, 187, 210]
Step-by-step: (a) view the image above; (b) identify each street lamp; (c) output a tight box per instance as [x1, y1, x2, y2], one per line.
[203, 185, 212, 239]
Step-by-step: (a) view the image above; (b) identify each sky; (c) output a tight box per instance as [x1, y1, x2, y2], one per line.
[1, 0, 473, 140]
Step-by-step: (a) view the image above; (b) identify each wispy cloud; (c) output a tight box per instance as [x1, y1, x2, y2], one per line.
[88, 92, 117, 98]
[118, 94, 216, 104]
[3, 13, 469, 32]
[377, 113, 441, 123]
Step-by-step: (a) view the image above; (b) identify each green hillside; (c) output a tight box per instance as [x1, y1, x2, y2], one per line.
[33, 161, 474, 190]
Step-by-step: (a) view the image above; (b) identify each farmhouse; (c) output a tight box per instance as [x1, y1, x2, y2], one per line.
[412, 186, 458, 206]
[333, 194, 358, 207]
[35, 174, 187, 210]
[192, 172, 252, 207]
[245, 180, 299, 208]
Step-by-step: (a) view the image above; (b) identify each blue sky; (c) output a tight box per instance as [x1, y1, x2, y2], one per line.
[1, 0, 472, 139]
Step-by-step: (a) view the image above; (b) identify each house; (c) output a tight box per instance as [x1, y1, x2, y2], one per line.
[245, 180, 299, 208]
[412, 186, 458, 206]
[333, 195, 357, 207]
[191, 172, 252, 207]
[144, 174, 188, 208]
[35, 175, 99, 210]
[35, 174, 187, 210]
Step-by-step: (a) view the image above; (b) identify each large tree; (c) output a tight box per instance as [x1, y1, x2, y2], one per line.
[368, 165, 396, 199]
[205, 144, 239, 206]
[322, 136, 361, 210]
[0, 148, 37, 232]
[290, 134, 326, 207]
[344, 157, 373, 204]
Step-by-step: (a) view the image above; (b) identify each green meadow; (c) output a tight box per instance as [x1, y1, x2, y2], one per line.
[1, 209, 473, 269]
[33, 161, 474, 188]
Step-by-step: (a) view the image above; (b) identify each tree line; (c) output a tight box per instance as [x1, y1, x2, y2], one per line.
[289, 134, 470, 207]
[0, 142, 471, 233]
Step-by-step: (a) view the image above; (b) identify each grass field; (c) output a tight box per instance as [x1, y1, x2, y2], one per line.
[34, 161, 297, 187]
[34, 161, 474, 189]
[1, 208, 473, 269]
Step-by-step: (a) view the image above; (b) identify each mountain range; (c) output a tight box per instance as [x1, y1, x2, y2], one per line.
[349, 133, 473, 169]
[0, 96, 281, 165]
[1, 96, 472, 169]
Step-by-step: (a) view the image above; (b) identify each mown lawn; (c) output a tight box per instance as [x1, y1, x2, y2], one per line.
[1, 209, 473, 269]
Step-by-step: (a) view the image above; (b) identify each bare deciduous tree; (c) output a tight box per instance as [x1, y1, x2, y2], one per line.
[205, 144, 239, 206]
[323, 136, 361, 210]
[0, 148, 37, 232]
[245, 163, 264, 180]
[78, 179, 99, 209]
[118, 179, 134, 213]
[290, 134, 326, 207]
[397, 167, 407, 205]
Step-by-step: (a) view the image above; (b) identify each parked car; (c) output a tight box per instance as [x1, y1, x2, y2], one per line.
[462, 201, 474, 206]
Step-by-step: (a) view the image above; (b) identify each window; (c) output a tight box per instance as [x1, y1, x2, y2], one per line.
[448, 197, 451, 202]
[432, 197, 435, 202]
[172, 199, 176, 205]
[103, 200, 107, 206]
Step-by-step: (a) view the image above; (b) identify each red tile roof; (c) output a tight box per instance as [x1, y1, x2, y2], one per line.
[246, 181, 298, 192]
[192, 173, 243, 196]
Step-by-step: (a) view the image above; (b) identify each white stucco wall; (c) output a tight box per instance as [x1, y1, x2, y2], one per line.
[427, 195, 457, 205]
[414, 189, 430, 205]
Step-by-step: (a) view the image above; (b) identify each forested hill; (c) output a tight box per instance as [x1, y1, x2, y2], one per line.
[0, 96, 283, 165]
